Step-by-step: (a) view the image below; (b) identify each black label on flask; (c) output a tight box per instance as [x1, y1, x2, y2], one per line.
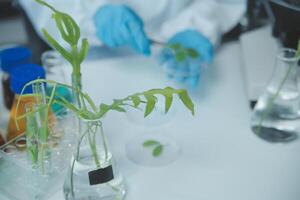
[88, 165, 114, 185]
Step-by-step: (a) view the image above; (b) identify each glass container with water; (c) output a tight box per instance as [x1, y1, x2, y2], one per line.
[63, 119, 125, 200]
[251, 48, 300, 142]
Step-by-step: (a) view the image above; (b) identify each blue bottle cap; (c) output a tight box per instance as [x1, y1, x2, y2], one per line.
[10, 64, 45, 94]
[0, 47, 32, 73]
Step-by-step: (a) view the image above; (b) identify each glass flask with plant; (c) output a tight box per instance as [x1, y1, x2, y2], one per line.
[251, 40, 300, 142]
[15, 1, 196, 199]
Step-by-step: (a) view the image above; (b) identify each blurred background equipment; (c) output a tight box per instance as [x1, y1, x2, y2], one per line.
[0, 0, 299, 106]
[0, 46, 32, 110]
[240, 0, 300, 107]
[268, 0, 300, 49]
[0, 0, 49, 63]
[244, 0, 300, 49]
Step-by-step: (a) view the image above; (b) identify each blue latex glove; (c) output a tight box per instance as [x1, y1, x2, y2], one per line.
[159, 30, 214, 87]
[94, 5, 150, 55]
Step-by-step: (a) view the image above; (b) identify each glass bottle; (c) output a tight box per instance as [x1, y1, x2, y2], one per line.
[0, 47, 32, 110]
[63, 118, 126, 200]
[251, 48, 300, 142]
[41, 50, 66, 83]
[7, 64, 46, 142]
[42, 50, 72, 114]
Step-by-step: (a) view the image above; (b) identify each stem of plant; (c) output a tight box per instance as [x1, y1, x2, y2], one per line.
[87, 122, 101, 168]
[41, 143, 45, 174]
[99, 123, 108, 160]
[256, 63, 293, 134]
[70, 69, 82, 197]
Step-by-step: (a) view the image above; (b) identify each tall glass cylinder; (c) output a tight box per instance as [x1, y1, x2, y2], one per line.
[251, 48, 300, 142]
[63, 118, 125, 200]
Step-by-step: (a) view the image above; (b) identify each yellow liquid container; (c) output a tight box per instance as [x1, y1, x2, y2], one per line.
[7, 96, 36, 141]
[6, 64, 46, 142]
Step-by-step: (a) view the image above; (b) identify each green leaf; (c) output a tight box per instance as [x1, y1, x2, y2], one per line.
[143, 140, 160, 147]
[42, 29, 72, 63]
[178, 90, 195, 115]
[162, 87, 174, 113]
[144, 94, 157, 117]
[186, 48, 199, 58]
[131, 95, 141, 107]
[47, 83, 57, 106]
[168, 43, 181, 51]
[98, 103, 110, 117]
[175, 51, 186, 62]
[63, 14, 79, 44]
[78, 38, 89, 64]
[53, 14, 70, 44]
[62, 13, 81, 44]
[52, 12, 80, 46]
[83, 92, 97, 112]
[35, 0, 57, 12]
[67, 14, 81, 43]
[164, 94, 173, 113]
[113, 99, 123, 105]
[62, 14, 75, 39]
[111, 105, 126, 112]
[152, 145, 163, 157]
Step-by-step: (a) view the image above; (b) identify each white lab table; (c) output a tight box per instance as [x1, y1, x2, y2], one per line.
[2, 41, 300, 200]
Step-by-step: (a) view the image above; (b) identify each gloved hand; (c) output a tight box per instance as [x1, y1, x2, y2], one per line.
[93, 4, 150, 55]
[159, 30, 214, 87]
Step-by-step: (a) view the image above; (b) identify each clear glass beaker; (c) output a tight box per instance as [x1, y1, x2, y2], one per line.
[63, 118, 126, 200]
[251, 48, 300, 142]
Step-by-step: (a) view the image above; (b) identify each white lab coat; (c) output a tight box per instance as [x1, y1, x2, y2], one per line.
[19, 0, 246, 47]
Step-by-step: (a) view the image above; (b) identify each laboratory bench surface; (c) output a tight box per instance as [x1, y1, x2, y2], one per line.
[1, 41, 300, 200]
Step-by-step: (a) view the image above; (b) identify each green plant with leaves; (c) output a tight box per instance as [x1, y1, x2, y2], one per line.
[15, 82, 57, 173]
[17, 79, 194, 196]
[255, 39, 300, 135]
[167, 43, 200, 62]
[25, 103, 51, 173]
[35, 0, 88, 106]
[19, 0, 195, 197]
[19, 80, 194, 121]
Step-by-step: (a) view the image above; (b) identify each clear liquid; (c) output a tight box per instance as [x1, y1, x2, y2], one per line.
[251, 86, 300, 143]
[63, 149, 126, 200]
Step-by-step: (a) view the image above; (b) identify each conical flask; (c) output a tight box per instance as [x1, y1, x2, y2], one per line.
[63, 118, 126, 200]
[251, 48, 300, 142]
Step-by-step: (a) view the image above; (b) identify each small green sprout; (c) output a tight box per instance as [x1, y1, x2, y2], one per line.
[143, 140, 164, 157]
[167, 43, 200, 62]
